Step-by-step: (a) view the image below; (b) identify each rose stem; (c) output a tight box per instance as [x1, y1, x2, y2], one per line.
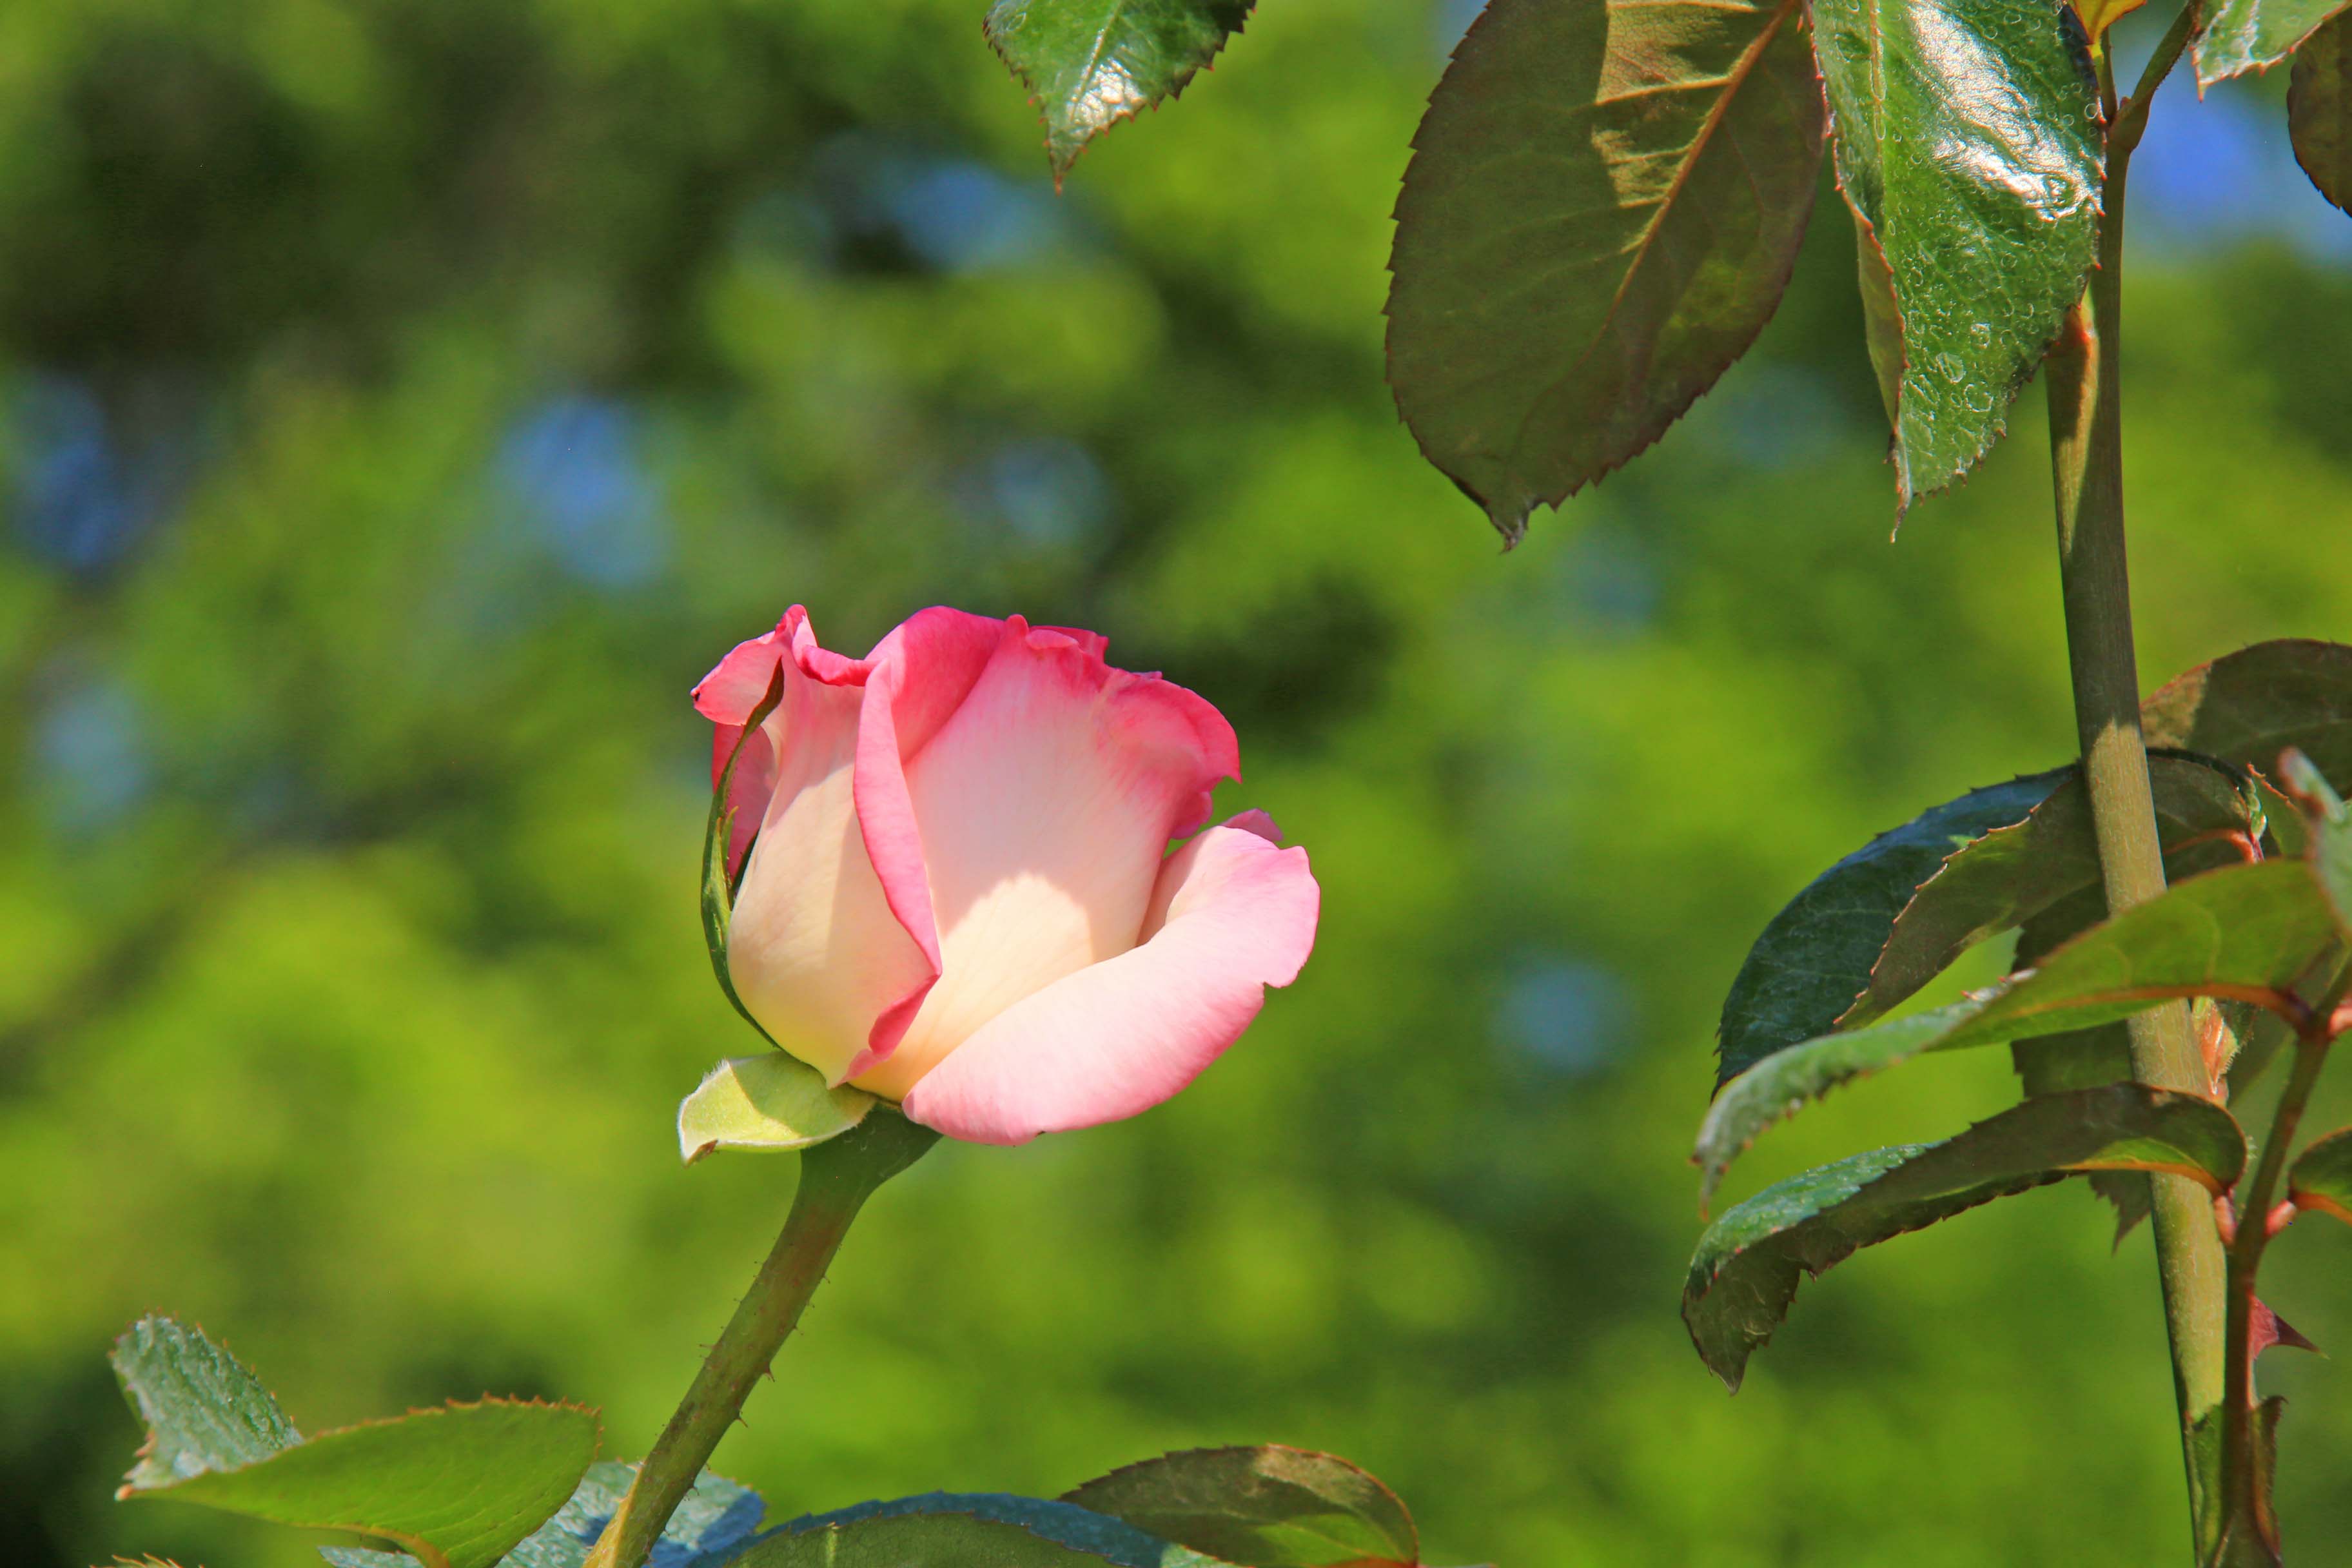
[2043, 12, 2228, 1558]
[583, 1110, 941, 1568]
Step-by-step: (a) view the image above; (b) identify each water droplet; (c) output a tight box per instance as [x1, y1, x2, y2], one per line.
[1963, 384, 1995, 415]
[2041, 173, 2073, 204]
[1970, 322, 1992, 346]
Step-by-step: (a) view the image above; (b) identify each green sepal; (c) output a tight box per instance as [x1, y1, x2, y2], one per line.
[678, 1054, 874, 1162]
[703, 665, 787, 1041]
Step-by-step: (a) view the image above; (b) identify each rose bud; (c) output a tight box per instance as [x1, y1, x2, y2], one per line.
[690, 606, 1319, 1146]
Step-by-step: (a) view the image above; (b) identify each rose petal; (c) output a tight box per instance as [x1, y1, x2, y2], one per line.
[852, 620, 1240, 1099]
[838, 607, 1010, 1079]
[720, 612, 936, 1084]
[901, 821, 1318, 1143]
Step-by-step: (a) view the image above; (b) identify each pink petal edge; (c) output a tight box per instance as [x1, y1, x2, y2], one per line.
[901, 818, 1319, 1144]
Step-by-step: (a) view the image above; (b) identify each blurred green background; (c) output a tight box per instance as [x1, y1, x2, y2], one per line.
[4, 1, 2350, 1564]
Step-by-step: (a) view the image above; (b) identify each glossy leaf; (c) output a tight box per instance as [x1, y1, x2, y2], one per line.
[2293, 13, 2352, 211]
[1685, 1086, 2246, 1388]
[1853, 756, 2264, 1030]
[1063, 1447, 1416, 1568]
[986, 0, 1253, 182]
[1714, 770, 2066, 1086]
[1811, 0, 2102, 505]
[2196, 0, 2352, 86]
[1385, 0, 1824, 543]
[113, 1318, 598, 1568]
[321, 1462, 762, 1568]
[2143, 640, 2352, 787]
[1699, 858, 2337, 1196]
[736, 1492, 1229, 1567]
[678, 1053, 872, 1162]
[2289, 1126, 2352, 1224]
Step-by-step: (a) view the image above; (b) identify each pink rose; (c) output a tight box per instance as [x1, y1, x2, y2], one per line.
[692, 606, 1320, 1145]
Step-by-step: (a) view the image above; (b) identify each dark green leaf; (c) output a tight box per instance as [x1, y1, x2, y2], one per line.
[1685, 1086, 2246, 1388]
[986, 0, 1252, 182]
[1854, 755, 2264, 1032]
[324, 1462, 766, 1568]
[1810, 0, 2102, 505]
[2143, 640, 2352, 787]
[2293, 12, 2352, 211]
[1384, 0, 1824, 543]
[1715, 770, 2066, 1087]
[1063, 1448, 1415, 1568]
[113, 1317, 598, 1568]
[734, 1493, 1228, 1567]
[2196, 0, 2352, 86]
[2289, 1125, 2352, 1225]
[1699, 859, 2335, 1197]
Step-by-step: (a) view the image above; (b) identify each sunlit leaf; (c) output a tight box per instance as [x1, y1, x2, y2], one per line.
[112, 1318, 598, 1568]
[2292, 12, 2352, 210]
[1385, 0, 1825, 543]
[1810, 0, 2102, 505]
[1063, 1447, 1416, 1568]
[1685, 1086, 2247, 1388]
[2142, 640, 2352, 787]
[986, 0, 1253, 182]
[2196, 0, 2352, 86]
[1698, 858, 2337, 1196]
[320, 1462, 763, 1568]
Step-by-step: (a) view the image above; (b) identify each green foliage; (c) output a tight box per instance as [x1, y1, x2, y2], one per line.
[2197, 0, 2352, 86]
[1062, 1447, 1415, 1567]
[1384, 0, 1823, 542]
[1811, 0, 2102, 505]
[736, 1505, 1208, 1568]
[1684, 1086, 2248, 1389]
[111, 1320, 597, 1568]
[112, 1317, 302, 1489]
[986, 0, 1255, 182]
[1700, 843, 2346, 1199]
[2289, 1126, 2352, 1226]
[321, 1463, 765, 1568]
[2142, 641, 2352, 787]
[2293, 14, 2352, 213]
[1714, 770, 2065, 1086]
[12, 0, 2352, 1561]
